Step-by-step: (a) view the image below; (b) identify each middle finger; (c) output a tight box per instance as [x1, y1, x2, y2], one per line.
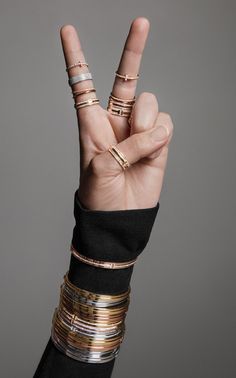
[110, 17, 150, 102]
[107, 18, 150, 142]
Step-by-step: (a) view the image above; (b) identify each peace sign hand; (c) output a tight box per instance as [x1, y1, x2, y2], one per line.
[60, 18, 174, 211]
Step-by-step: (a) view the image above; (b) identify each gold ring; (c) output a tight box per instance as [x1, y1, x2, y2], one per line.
[74, 98, 99, 110]
[109, 93, 136, 104]
[115, 71, 139, 81]
[66, 61, 89, 71]
[108, 145, 130, 170]
[107, 93, 135, 118]
[72, 88, 96, 99]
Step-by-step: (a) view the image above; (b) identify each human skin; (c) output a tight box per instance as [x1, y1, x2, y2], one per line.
[60, 17, 174, 211]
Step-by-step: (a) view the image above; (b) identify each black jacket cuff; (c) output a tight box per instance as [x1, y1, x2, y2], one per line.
[68, 189, 159, 294]
[34, 189, 160, 378]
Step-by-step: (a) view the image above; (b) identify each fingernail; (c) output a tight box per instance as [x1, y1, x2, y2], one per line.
[152, 125, 169, 141]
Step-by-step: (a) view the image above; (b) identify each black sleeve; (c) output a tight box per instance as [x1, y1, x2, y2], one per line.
[33, 188, 160, 378]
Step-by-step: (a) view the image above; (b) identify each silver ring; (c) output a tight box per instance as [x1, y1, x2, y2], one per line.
[68, 72, 93, 86]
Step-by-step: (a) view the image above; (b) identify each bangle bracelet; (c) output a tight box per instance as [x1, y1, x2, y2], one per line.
[51, 271, 130, 363]
[70, 244, 137, 269]
[63, 271, 131, 304]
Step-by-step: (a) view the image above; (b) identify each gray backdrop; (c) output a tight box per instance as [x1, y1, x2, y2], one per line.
[1, 0, 235, 377]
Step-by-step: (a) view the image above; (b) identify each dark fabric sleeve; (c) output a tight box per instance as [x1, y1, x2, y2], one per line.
[33, 189, 160, 378]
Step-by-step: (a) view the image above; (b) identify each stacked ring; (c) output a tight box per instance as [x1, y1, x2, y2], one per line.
[107, 93, 135, 118]
[66, 65, 99, 109]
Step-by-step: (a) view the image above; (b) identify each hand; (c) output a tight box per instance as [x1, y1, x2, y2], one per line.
[60, 17, 174, 210]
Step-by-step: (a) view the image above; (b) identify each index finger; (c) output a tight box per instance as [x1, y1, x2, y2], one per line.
[60, 25, 100, 115]
[60, 25, 115, 172]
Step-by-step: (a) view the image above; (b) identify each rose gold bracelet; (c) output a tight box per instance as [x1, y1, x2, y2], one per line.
[70, 244, 137, 269]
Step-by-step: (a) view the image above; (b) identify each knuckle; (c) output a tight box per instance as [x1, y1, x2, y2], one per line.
[132, 134, 146, 155]
[159, 112, 174, 135]
[139, 91, 157, 101]
[159, 112, 173, 125]
[132, 133, 150, 156]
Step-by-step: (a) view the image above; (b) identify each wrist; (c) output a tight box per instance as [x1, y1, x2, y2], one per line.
[68, 188, 160, 294]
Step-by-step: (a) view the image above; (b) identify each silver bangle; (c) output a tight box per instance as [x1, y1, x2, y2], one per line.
[68, 72, 93, 86]
[63, 284, 129, 308]
[51, 331, 121, 363]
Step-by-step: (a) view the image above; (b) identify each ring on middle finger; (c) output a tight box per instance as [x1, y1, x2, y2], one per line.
[115, 71, 140, 81]
[107, 93, 135, 118]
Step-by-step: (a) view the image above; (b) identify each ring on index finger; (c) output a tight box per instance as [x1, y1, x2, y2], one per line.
[66, 61, 89, 71]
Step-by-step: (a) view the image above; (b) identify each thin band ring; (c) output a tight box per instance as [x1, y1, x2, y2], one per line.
[72, 88, 96, 99]
[107, 107, 133, 117]
[74, 98, 99, 110]
[66, 61, 89, 71]
[109, 93, 135, 104]
[115, 71, 139, 81]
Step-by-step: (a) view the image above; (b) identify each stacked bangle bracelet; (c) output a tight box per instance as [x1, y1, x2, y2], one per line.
[51, 271, 130, 363]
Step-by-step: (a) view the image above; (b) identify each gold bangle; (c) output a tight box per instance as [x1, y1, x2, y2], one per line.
[70, 244, 137, 269]
[51, 272, 129, 363]
[60, 293, 129, 315]
[52, 312, 124, 351]
[57, 303, 126, 331]
[63, 271, 131, 302]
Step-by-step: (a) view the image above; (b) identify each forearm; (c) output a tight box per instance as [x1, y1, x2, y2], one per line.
[33, 188, 159, 377]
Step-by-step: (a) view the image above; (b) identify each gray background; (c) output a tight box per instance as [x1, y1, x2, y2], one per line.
[0, 0, 235, 377]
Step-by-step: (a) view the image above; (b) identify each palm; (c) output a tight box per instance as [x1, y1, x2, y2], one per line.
[77, 107, 169, 210]
[60, 19, 173, 210]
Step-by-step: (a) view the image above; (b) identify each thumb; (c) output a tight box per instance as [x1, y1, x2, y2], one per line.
[91, 124, 170, 174]
[116, 124, 170, 164]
